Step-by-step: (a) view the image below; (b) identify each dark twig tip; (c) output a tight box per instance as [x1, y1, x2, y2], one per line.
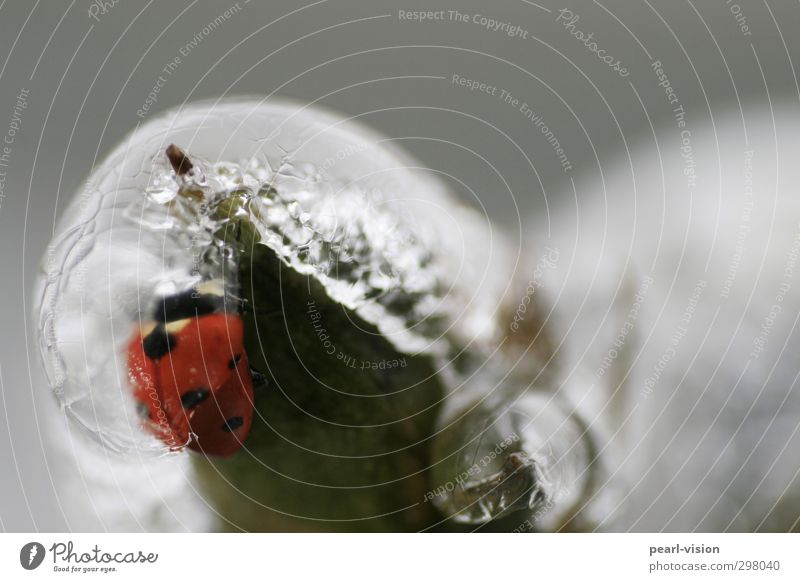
[166, 144, 193, 176]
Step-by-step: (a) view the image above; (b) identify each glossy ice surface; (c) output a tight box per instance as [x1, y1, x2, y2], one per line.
[37, 99, 590, 531]
[35, 99, 510, 456]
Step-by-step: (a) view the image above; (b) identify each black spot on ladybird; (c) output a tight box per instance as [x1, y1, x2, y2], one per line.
[181, 388, 210, 409]
[142, 327, 176, 360]
[154, 289, 223, 323]
[221, 416, 244, 432]
[228, 354, 242, 370]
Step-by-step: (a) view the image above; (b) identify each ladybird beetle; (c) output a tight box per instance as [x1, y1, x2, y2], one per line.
[127, 281, 254, 457]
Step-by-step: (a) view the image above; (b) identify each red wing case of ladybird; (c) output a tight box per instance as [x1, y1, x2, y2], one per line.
[127, 312, 254, 457]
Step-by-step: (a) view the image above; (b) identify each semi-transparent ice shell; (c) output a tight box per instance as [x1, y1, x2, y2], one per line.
[33, 98, 510, 455]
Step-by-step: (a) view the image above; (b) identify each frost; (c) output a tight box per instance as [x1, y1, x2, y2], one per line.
[33, 98, 511, 457]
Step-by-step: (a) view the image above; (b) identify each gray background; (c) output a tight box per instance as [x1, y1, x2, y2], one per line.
[1, 0, 798, 531]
